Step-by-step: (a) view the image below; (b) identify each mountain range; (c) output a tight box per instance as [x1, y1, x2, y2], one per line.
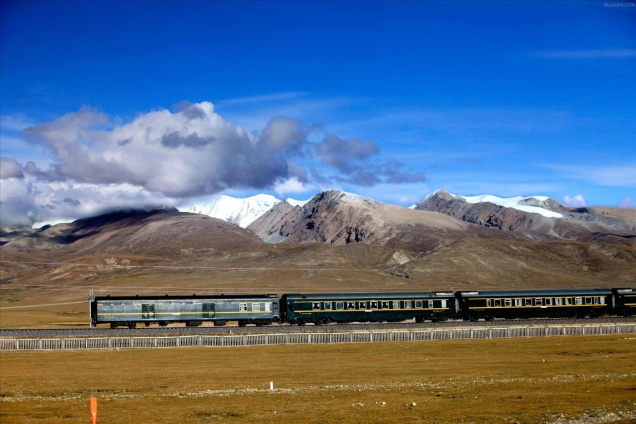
[1, 188, 634, 324]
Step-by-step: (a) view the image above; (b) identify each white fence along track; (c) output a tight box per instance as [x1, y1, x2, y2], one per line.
[1, 324, 634, 351]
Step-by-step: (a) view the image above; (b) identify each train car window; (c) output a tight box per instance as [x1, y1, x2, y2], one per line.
[535, 298, 542, 306]
[371, 301, 379, 309]
[441, 300, 447, 308]
[265, 303, 271, 311]
[556, 298, 563, 306]
[393, 301, 400, 309]
[525, 298, 532, 306]
[312, 302, 321, 310]
[575, 297, 582, 305]
[252, 303, 260, 311]
[381, 301, 389, 309]
[347, 302, 355, 309]
[495, 299, 502, 307]
[505, 299, 512, 307]
[360, 301, 367, 309]
[487, 299, 492, 307]
[404, 301, 412, 308]
[515, 299, 522, 306]
[544, 298, 551, 306]
[336, 302, 344, 310]
[415, 301, 423, 308]
[323, 302, 332, 310]
[596, 297, 603, 304]
[428, 300, 434, 308]
[239, 303, 247, 311]
[585, 297, 592, 305]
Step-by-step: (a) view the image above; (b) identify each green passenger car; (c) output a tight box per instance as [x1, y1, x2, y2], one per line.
[280, 292, 458, 325]
[612, 288, 636, 317]
[456, 289, 613, 321]
[92, 294, 280, 328]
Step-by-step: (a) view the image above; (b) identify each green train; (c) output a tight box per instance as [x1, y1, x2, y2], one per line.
[90, 288, 635, 328]
[281, 292, 456, 325]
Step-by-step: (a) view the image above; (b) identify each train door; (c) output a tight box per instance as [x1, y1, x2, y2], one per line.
[202, 303, 216, 318]
[142, 304, 155, 319]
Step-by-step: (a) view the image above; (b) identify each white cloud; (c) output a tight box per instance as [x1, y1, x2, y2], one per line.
[22, 102, 309, 197]
[563, 194, 586, 207]
[0, 157, 24, 179]
[273, 177, 314, 195]
[0, 176, 178, 228]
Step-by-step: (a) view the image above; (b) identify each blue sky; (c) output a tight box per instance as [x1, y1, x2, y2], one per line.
[1, 0, 635, 226]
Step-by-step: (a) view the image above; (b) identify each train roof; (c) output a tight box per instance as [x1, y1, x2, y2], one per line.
[456, 288, 612, 298]
[94, 294, 279, 301]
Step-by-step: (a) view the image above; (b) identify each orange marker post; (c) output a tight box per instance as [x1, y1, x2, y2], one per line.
[90, 397, 97, 424]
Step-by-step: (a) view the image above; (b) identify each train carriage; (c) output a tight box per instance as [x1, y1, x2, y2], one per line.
[281, 292, 457, 325]
[456, 289, 613, 321]
[612, 288, 636, 317]
[91, 294, 280, 328]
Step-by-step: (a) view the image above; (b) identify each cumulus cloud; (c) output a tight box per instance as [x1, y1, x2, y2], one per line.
[0, 157, 24, 179]
[22, 102, 308, 197]
[563, 194, 586, 207]
[260, 116, 308, 153]
[23, 161, 67, 182]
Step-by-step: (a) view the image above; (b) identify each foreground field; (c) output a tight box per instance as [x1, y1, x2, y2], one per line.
[1, 336, 635, 423]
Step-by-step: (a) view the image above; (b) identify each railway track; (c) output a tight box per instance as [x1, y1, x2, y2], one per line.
[2, 316, 635, 338]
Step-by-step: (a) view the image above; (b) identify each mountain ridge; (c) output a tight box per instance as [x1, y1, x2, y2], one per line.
[415, 189, 636, 246]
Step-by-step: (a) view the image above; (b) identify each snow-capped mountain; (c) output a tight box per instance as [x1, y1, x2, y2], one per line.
[180, 194, 281, 228]
[28, 194, 309, 230]
[417, 189, 562, 218]
[457, 193, 563, 218]
[415, 188, 635, 244]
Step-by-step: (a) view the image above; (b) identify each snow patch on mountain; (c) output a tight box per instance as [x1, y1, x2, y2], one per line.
[180, 194, 280, 228]
[285, 198, 310, 207]
[458, 193, 563, 218]
[32, 218, 76, 229]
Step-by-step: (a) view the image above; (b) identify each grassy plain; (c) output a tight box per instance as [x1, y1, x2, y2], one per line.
[1, 335, 635, 423]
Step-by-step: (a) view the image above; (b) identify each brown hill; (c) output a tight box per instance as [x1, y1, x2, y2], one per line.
[1, 209, 262, 255]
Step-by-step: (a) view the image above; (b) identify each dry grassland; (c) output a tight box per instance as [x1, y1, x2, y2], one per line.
[1, 335, 635, 423]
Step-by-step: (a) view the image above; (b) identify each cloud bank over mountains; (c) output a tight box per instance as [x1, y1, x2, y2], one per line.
[1, 101, 424, 227]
